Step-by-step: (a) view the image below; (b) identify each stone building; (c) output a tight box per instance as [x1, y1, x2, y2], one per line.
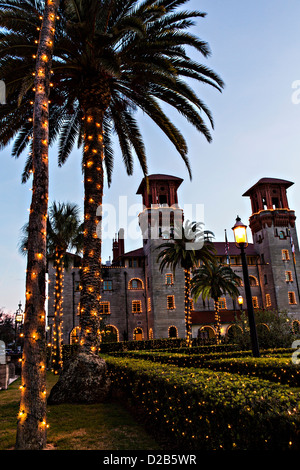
[47, 175, 300, 345]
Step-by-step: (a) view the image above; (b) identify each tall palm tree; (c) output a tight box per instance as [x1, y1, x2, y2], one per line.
[191, 262, 242, 343]
[19, 201, 83, 374]
[1, 0, 61, 451]
[0, 0, 223, 380]
[47, 202, 83, 373]
[157, 220, 216, 345]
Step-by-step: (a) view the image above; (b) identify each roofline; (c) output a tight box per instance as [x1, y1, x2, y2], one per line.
[136, 174, 183, 194]
[242, 178, 294, 197]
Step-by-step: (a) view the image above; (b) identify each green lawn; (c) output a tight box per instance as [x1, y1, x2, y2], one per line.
[0, 373, 161, 450]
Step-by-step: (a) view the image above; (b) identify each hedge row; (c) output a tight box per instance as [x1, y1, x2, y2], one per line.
[203, 356, 300, 387]
[106, 348, 299, 385]
[99, 340, 244, 353]
[104, 355, 300, 451]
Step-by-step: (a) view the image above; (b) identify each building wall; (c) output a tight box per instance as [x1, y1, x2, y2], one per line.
[144, 238, 186, 339]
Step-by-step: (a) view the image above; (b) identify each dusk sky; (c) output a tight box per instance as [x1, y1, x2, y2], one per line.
[1, 0, 300, 313]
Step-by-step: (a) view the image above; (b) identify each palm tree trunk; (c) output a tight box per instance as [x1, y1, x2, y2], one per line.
[184, 269, 192, 346]
[15, 0, 60, 450]
[52, 249, 64, 374]
[79, 108, 106, 354]
[214, 300, 221, 344]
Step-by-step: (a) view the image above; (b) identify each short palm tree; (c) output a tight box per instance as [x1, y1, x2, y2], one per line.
[191, 262, 242, 343]
[157, 220, 216, 345]
[0, 0, 224, 356]
[19, 201, 83, 374]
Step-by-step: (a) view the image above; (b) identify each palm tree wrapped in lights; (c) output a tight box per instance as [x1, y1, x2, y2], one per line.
[157, 220, 216, 345]
[20, 202, 83, 374]
[191, 262, 241, 343]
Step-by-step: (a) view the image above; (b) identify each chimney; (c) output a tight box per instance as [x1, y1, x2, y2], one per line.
[112, 229, 125, 262]
[118, 228, 125, 257]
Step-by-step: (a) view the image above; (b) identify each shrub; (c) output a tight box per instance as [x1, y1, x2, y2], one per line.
[105, 355, 300, 451]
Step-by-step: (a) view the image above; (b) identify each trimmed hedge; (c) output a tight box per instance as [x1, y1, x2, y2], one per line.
[99, 338, 188, 353]
[204, 357, 300, 387]
[104, 355, 300, 451]
[106, 348, 299, 386]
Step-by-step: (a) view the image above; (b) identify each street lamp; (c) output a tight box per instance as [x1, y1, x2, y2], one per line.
[232, 216, 260, 357]
[14, 301, 24, 352]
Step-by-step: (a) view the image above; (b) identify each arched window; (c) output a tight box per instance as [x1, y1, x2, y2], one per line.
[292, 320, 300, 334]
[128, 278, 144, 289]
[279, 231, 286, 239]
[70, 327, 80, 345]
[249, 275, 259, 287]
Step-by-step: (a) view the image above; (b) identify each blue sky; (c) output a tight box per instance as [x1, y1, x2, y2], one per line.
[1, 0, 300, 313]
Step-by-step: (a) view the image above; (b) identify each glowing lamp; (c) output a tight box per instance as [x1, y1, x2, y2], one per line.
[237, 295, 243, 307]
[231, 216, 260, 358]
[232, 216, 248, 247]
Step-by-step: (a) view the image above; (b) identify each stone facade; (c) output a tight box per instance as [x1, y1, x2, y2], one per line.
[47, 175, 300, 345]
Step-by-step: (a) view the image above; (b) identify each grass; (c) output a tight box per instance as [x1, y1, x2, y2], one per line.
[0, 373, 161, 451]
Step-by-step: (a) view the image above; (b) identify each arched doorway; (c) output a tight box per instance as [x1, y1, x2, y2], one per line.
[101, 325, 119, 343]
[133, 327, 143, 341]
[168, 325, 178, 338]
[226, 324, 243, 341]
[198, 326, 216, 341]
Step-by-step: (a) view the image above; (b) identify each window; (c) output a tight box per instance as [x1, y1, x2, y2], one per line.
[132, 300, 142, 313]
[128, 278, 144, 289]
[74, 280, 80, 292]
[252, 296, 259, 308]
[103, 280, 113, 291]
[282, 249, 290, 261]
[264, 274, 268, 285]
[147, 297, 151, 312]
[285, 271, 293, 282]
[219, 298, 227, 309]
[265, 294, 271, 308]
[99, 301, 110, 314]
[189, 298, 194, 310]
[167, 295, 176, 310]
[288, 292, 297, 305]
[165, 273, 174, 285]
[129, 258, 139, 267]
[279, 231, 286, 239]
[249, 276, 259, 287]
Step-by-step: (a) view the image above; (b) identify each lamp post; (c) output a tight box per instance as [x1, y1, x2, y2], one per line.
[14, 301, 24, 352]
[232, 216, 260, 357]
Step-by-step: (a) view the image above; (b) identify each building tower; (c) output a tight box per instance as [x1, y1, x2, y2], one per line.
[243, 177, 300, 318]
[137, 175, 186, 339]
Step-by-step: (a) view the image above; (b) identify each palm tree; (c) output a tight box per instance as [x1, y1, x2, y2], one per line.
[0, 0, 223, 357]
[1, 0, 61, 451]
[19, 201, 83, 375]
[157, 220, 216, 345]
[191, 262, 242, 343]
